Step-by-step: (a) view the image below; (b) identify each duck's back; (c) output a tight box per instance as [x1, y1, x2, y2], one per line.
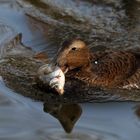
[121, 49, 140, 89]
[87, 50, 139, 88]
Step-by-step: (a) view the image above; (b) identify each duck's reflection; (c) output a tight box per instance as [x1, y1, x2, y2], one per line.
[134, 104, 140, 119]
[43, 103, 82, 133]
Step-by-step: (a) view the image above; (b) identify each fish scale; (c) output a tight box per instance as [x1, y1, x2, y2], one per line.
[37, 64, 65, 95]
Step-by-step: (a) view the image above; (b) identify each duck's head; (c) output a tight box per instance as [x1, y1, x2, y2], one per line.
[55, 39, 90, 73]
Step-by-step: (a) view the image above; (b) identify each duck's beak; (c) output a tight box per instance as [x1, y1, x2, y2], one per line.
[59, 66, 68, 74]
[51, 50, 69, 74]
[54, 59, 69, 74]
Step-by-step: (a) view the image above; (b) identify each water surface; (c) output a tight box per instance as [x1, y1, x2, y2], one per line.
[0, 0, 140, 140]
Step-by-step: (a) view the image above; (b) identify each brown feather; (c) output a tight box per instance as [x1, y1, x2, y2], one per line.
[56, 39, 140, 89]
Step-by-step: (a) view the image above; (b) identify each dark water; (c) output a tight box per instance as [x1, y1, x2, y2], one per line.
[0, 0, 140, 140]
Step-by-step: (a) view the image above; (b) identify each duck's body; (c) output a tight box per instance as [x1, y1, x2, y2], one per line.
[56, 39, 140, 89]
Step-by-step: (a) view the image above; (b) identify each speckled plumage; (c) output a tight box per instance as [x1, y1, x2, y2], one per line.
[56, 39, 140, 89]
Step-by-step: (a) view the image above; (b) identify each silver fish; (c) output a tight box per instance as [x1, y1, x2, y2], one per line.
[37, 64, 65, 95]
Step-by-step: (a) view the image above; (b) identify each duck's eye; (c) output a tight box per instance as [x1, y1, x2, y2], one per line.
[94, 61, 98, 64]
[71, 47, 77, 51]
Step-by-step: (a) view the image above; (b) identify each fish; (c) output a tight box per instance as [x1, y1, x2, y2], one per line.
[37, 64, 65, 95]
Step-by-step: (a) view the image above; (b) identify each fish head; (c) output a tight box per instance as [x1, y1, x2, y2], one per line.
[49, 77, 65, 95]
[54, 84, 64, 95]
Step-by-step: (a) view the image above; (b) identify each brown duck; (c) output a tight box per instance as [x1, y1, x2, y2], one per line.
[55, 39, 140, 89]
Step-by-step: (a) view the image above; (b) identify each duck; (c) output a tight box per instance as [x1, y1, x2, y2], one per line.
[55, 39, 140, 89]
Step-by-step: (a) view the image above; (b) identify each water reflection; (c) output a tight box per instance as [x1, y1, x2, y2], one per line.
[134, 104, 140, 119]
[41, 102, 140, 140]
[0, 0, 140, 140]
[0, 76, 140, 140]
[44, 103, 82, 133]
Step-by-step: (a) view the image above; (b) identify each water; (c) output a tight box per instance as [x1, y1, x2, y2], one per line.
[0, 0, 140, 140]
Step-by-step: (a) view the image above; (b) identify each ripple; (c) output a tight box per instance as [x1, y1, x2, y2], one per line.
[44, 127, 121, 140]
